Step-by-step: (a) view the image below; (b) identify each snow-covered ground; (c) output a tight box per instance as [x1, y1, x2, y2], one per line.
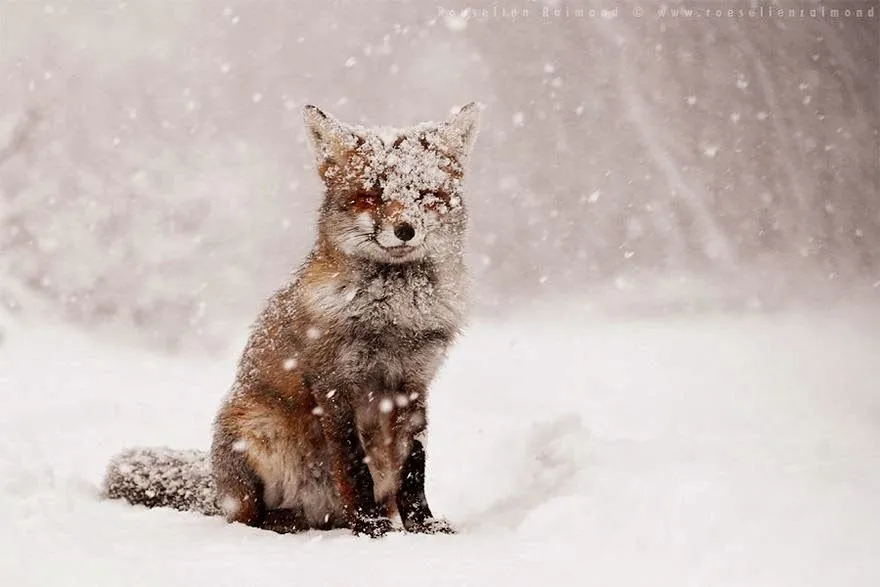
[2, 304, 879, 586]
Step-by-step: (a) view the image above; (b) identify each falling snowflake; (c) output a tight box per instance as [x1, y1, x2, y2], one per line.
[219, 495, 240, 516]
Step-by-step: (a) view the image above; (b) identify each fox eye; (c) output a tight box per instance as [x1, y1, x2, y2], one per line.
[418, 189, 450, 211]
[351, 191, 381, 210]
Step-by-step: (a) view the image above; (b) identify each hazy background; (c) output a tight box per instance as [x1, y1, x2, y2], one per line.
[0, 0, 877, 352]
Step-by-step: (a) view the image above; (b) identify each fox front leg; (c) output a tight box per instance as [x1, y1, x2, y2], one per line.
[316, 393, 392, 538]
[396, 407, 455, 534]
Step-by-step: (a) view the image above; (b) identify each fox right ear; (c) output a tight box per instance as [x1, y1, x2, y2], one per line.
[439, 102, 482, 163]
[303, 105, 358, 175]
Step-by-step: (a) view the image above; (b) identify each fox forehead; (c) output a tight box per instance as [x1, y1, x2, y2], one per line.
[325, 125, 464, 200]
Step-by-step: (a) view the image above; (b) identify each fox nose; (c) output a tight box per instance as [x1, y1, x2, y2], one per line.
[393, 222, 415, 242]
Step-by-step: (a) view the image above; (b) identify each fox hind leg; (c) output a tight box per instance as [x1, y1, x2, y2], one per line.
[261, 507, 309, 534]
[211, 412, 340, 534]
[212, 427, 266, 527]
[212, 427, 309, 533]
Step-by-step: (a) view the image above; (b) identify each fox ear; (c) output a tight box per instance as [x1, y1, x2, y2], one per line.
[303, 105, 357, 173]
[440, 102, 481, 162]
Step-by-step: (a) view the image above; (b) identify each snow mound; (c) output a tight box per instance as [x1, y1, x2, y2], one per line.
[2, 307, 880, 586]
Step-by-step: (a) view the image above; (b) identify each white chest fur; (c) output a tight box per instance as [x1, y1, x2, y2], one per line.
[303, 263, 465, 334]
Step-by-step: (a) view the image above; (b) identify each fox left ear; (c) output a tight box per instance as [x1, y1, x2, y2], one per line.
[303, 105, 359, 175]
[440, 102, 481, 162]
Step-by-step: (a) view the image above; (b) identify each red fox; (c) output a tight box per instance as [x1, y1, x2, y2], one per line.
[104, 103, 481, 537]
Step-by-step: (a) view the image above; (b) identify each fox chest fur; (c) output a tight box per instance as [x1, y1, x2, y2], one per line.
[298, 259, 466, 391]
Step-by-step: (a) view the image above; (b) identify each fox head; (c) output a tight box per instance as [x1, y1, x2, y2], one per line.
[304, 103, 480, 265]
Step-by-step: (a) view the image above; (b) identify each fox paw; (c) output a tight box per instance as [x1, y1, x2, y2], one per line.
[351, 516, 394, 538]
[404, 517, 456, 535]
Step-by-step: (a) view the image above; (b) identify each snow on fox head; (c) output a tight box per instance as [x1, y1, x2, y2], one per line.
[304, 103, 480, 265]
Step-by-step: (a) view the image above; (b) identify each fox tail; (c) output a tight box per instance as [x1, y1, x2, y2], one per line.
[103, 447, 220, 516]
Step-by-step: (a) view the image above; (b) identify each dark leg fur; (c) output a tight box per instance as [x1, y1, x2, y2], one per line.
[397, 438, 431, 527]
[397, 439, 454, 534]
